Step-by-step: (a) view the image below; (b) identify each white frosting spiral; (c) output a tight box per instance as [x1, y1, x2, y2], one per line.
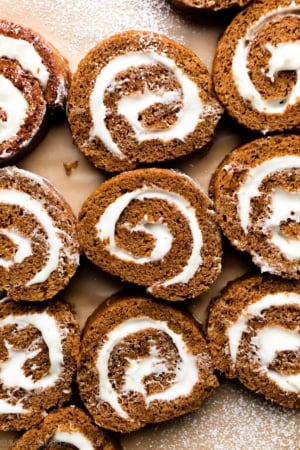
[236, 155, 300, 260]
[96, 316, 199, 419]
[0, 35, 49, 88]
[0, 310, 65, 413]
[51, 431, 93, 450]
[232, 1, 300, 115]
[227, 292, 300, 392]
[90, 51, 203, 159]
[0, 167, 78, 288]
[96, 185, 203, 291]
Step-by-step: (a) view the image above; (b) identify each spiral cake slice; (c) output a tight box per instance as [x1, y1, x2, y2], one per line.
[78, 293, 219, 433]
[10, 406, 118, 449]
[213, 0, 300, 133]
[168, 0, 251, 12]
[0, 166, 79, 301]
[0, 297, 80, 430]
[78, 168, 222, 301]
[207, 274, 300, 408]
[0, 19, 71, 112]
[68, 30, 223, 172]
[210, 134, 300, 279]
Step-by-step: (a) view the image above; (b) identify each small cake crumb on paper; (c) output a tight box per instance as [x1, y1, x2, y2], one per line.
[63, 160, 79, 176]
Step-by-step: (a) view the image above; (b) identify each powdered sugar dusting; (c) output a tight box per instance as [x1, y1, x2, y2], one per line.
[0, 0, 186, 70]
[121, 380, 300, 449]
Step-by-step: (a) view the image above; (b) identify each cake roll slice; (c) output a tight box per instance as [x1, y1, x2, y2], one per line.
[168, 0, 251, 12]
[207, 274, 300, 408]
[0, 19, 71, 112]
[78, 293, 219, 433]
[10, 406, 118, 449]
[0, 297, 80, 430]
[0, 166, 80, 301]
[68, 30, 223, 172]
[78, 168, 222, 301]
[210, 134, 300, 279]
[213, 0, 300, 133]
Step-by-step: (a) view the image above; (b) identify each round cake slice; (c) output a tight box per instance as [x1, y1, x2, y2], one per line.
[0, 166, 80, 301]
[213, 0, 300, 133]
[0, 19, 71, 112]
[207, 274, 300, 408]
[67, 30, 223, 172]
[78, 168, 222, 301]
[210, 134, 300, 279]
[78, 293, 219, 433]
[0, 297, 80, 430]
[10, 406, 118, 449]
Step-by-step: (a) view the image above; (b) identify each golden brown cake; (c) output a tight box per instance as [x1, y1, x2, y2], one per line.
[213, 0, 300, 133]
[0, 19, 71, 112]
[168, 0, 251, 12]
[10, 406, 118, 449]
[210, 134, 300, 279]
[77, 167, 222, 301]
[78, 293, 219, 433]
[67, 30, 223, 172]
[207, 274, 300, 408]
[0, 297, 80, 431]
[0, 166, 80, 301]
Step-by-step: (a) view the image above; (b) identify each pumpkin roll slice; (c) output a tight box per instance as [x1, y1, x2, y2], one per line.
[68, 30, 223, 172]
[207, 274, 300, 408]
[0, 58, 46, 164]
[78, 168, 222, 301]
[213, 0, 300, 133]
[210, 134, 300, 279]
[10, 406, 118, 449]
[78, 293, 219, 433]
[0, 297, 80, 430]
[0, 19, 71, 111]
[168, 0, 251, 12]
[0, 166, 80, 301]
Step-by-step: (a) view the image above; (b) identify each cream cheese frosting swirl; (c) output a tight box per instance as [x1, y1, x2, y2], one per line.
[213, 0, 300, 132]
[0, 166, 79, 301]
[68, 30, 222, 172]
[78, 168, 222, 301]
[211, 134, 300, 279]
[0, 19, 70, 111]
[0, 298, 80, 431]
[78, 294, 219, 432]
[207, 274, 300, 408]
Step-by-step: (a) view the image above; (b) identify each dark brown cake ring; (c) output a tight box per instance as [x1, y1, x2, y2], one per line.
[0, 297, 80, 430]
[0, 19, 71, 112]
[78, 293, 219, 433]
[0, 166, 80, 301]
[207, 274, 300, 408]
[78, 168, 222, 301]
[67, 30, 223, 172]
[168, 0, 251, 12]
[10, 406, 118, 449]
[213, 0, 300, 133]
[210, 134, 300, 279]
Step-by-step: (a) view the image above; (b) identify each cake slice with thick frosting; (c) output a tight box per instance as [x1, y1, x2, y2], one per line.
[78, 293, 219, 433]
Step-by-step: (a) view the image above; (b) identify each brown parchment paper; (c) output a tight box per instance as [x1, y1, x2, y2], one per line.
[0, 1, 299, 448]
